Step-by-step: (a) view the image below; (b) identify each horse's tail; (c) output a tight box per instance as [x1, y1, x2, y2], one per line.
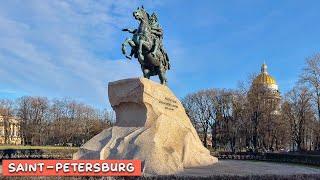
[165, 52, 170, 70]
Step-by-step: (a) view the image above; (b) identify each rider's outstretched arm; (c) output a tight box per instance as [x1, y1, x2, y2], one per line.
[130, 29, 137, 33]
[122, 28, 137, 34]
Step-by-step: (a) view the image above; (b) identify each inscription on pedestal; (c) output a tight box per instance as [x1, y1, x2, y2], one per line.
[159, 97, 178, 111]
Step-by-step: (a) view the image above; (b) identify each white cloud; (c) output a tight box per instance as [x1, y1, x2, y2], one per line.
[0, 0, 165, 108]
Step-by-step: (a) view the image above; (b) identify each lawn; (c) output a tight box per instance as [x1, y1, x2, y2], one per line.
[0, 145, 78, 150]
[0, 145, 79, 160]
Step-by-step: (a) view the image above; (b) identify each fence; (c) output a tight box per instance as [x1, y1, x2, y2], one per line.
[0, 149, 76, 160]
[216, 152, 320, 166]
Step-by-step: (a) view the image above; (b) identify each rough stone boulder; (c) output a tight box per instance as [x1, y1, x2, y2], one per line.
[73, 78, 218, 175]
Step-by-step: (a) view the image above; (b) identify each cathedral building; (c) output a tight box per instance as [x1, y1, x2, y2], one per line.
[0, 115, 22, 145]
[247, 63, 282, 151]
[250, 63, 281, 115]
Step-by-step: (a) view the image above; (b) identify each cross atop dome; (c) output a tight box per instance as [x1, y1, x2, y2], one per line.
[261, 63, 268, 75]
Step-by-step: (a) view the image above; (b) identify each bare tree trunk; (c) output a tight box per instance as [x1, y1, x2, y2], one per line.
[211, 124, 216, 150]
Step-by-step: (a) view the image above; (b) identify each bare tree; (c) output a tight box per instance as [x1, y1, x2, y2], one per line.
[300, 53, 320, 119]
[300, 53, 320, 150]
[15, 96, 114, 146]
[209, 89, 233, 151]
[182, 90, 216, 148]
[0, 99, 14, 144]
[229, 90, 248, 152]
[282, 86, 315, 151]
[16, 97, 49, 145]
[183, 89, 241, 151]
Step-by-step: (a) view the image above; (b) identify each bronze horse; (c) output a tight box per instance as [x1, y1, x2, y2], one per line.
[122, 7, 169, 85]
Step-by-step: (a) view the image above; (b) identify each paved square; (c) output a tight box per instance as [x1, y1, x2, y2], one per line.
[178, 160, 320, 177]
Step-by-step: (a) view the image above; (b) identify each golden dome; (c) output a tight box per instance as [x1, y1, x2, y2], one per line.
[253, 63, 278, 90]
[253, 73, 277, 85]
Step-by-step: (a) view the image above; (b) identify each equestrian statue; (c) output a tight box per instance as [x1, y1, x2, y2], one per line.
[121, 6, 170, 85]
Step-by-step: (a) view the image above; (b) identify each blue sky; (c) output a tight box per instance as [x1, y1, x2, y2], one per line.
[0, 0, 319, 109]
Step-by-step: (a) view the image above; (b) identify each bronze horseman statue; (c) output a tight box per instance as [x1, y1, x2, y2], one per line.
[122, 6, 170, 85]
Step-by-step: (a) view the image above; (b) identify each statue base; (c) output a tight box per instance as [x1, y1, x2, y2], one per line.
[73, 78, 218, 175]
